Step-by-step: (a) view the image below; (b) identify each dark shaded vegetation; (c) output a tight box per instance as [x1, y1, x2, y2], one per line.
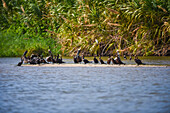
[0, 0, 169, 57]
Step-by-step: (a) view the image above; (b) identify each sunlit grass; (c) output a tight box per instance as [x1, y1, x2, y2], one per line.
[0, 0, 169, 56]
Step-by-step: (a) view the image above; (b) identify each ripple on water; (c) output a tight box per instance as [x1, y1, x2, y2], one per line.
[0, 58, 170, 113]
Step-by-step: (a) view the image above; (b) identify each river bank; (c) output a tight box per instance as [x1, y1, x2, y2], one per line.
[0, 31, 169, 57]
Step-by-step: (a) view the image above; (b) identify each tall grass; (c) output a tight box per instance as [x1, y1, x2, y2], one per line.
[0, 0, 169, 56]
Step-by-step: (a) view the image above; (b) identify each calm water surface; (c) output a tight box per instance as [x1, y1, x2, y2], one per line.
[0, 57, 170, 113]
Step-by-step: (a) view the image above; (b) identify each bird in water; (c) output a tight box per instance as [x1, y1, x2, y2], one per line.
[82, 55, 92, 64]
[17, 57, 23, 66]
[73, 49, 82, 63]
[93, 55, 99, 64]
[107, 55, 112, 64]
[99, 56, 106, 64]
[134, 55, 145, 65]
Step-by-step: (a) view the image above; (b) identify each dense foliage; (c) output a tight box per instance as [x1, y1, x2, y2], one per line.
[0, 0, 169, 57]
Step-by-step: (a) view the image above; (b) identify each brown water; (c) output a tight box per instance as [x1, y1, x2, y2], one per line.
[0, 57, 170, 113]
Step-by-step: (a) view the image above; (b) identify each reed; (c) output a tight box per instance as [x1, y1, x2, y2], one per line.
[0, 0, 169, 56]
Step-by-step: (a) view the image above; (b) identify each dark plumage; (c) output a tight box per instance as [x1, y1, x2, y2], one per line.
[23, 56, 29, 64]
[46, 49, 55, 63]
[107, 55, 111, 64]
[114, 55, 125, 65]
[99, 56, 106, 64]
[111, 56, 118, 64]
[73, 55, 78, 63]
[73, 49, 82, 63]
[56, 54, 65, 64]
[40, 55, 47, 63]
[17, 50, 28, 66]
[77, 50, 82, 63]
[17, 57, 23, 66]
[134, 55, 145, 65]
[29, 57, 38, 64]
[82, 55, 92, 64]
[36, 57, 41, 65]
[115, 57, 125, 65]
[23, 50, 28, 56]
[52, 57, 56, 63]
[76, 56, 82, 63]
[21, 50, 29, 64]
[48, 49, 53, 56]
[17, 61, 23, 66]
[93, 56, 99, 64]
[40, 58, 47, 64]
[46, 56, 53, 63]
[30, 54, 37, 60]
[114, 50, 125, 65]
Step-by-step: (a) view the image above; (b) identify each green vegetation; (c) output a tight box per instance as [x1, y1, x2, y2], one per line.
[0, 0, 169, 57]
[0, 30, 60, 57]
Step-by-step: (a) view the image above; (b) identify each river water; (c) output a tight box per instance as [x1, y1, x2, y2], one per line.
[0, 57, 170, 113]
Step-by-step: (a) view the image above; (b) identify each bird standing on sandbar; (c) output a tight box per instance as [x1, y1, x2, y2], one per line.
[46, 49, 55, 63]
[134, 55, 145, 65]
[107, 55, 111, 64]
[114, 50, 125, 65]
[99, 56, 106, 64]
[17, 57, 23, 66]
[93, 55, 99, 64]
[73, 49, 82, 63]
[111, 56, 118, 64]
[82, 55, 92, 64]
[56, 54, 65, 64]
